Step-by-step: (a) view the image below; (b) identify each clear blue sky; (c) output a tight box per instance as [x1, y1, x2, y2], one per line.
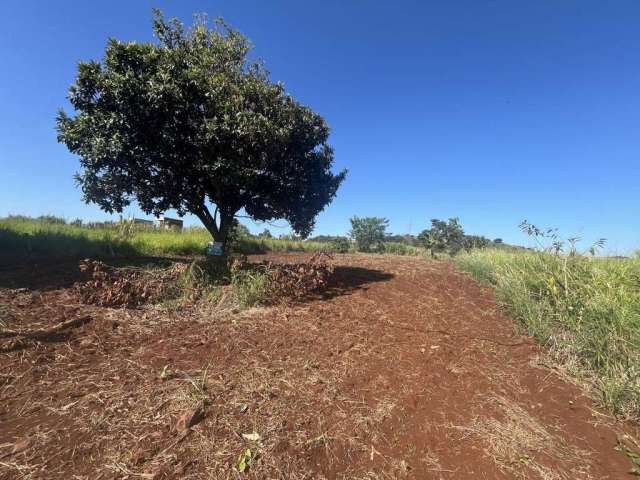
[1, 1, 638, 252]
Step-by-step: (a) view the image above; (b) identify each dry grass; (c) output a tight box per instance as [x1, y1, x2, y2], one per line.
[2, 253, 635, 479]
[451, 394, 592, 480]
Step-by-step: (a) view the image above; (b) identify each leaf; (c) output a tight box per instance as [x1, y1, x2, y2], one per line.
[237, 448, 253, 473]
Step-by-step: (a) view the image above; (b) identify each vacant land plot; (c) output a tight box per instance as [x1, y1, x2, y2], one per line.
[1, 254, 638, 479]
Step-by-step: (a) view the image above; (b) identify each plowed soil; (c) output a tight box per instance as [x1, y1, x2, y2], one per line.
[1, 253, 638, 479]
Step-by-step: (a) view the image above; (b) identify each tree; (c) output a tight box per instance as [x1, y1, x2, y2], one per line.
[56, 10, 346, 253]
[331, 237, 351, 253]
[493, 238, 503, 244]
[258, 228, 272, 238]
[462, 234, 490, 251]
[418, 218, 465, 256]
[349, 216, 389, 252]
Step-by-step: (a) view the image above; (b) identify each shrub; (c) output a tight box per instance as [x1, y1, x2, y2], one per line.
[463, 235, 490, 251]
[418, 218, 465, 256]
[331, 237, 351, 253]
[349, 216, 389, 252]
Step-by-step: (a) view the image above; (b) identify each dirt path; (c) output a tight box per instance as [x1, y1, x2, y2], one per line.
[1, 254, 638, 479]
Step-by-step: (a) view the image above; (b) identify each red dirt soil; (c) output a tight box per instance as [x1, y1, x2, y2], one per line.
[1, 253, 638, 479]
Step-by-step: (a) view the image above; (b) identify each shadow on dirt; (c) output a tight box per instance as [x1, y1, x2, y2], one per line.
[0, 257, 394, 305]
[0, 316, 93, 353]
[321, 265, 394, 299]
[0, 256, 187, 291]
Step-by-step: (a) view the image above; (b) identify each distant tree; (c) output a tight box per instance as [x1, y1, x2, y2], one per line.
[331, 236, 351, 253]
[493, 238, 503, 244]
[258, 228, 272, 238]
[385, 234, 417, 245]
[225, 219, 251, 249]
[279, 233, 301, 241]
[56, 10, 346, 253]
[418, 218, 465, 256]
[232, 221, 251, 238]
[462, 235, 490, 252]
[309, 234, 343, 243]
[349, 216, 389, 252]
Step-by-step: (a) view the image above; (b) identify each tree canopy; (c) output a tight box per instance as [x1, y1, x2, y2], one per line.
[349, 216, 389, 252]
[56, 10, 346, 250]
[419, 218, 490, 256]
[418, 218, 465, 256]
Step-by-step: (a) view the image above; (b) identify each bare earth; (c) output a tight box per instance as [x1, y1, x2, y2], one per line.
[1, 253, 638, 479]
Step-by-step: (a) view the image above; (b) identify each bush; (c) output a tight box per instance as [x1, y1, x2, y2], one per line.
[418, 218, 465, 256]
[349, 216, 389, 252]
[331, 237, 351, 253]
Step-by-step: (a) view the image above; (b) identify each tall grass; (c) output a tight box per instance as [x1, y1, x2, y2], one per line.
[457, 248, 640, 419]
[0, 216, 429, 260]
[0, 216, 332, 260]
[382, 241, 424, 256]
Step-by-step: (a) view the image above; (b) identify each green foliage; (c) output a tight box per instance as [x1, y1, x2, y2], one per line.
[309, 234, 344, 243]
[331, 236, 351, 253]
[230, 265, 270, 307]
[226, 219, 251, 252]
[236, 448, 257, 473]
[382, 242, 422, 256]
[0, 216, 328, 260]
[418, 218, 490, 256]
[349, 216, 389, 252]
[385, 234, 418, 246]
[56, 10, 346, 250]
[457, 231, 640, 419]
[161, 259, 224, 306]
[462, 234, 490, 251]
[418, 217, 465, 256]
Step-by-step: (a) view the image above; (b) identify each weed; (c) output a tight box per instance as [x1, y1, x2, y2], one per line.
[230, 264, 271, 307]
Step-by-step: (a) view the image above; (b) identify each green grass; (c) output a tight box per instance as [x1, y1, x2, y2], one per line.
[0, 216, 432, 260]
[457, 248, 640, 419]
[382, 241, 424, 256]
[0, 216, 333, 260]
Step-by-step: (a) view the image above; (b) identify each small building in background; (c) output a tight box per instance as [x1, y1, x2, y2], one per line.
[157, 215, 183, 231]
[133, 218, 154, 228]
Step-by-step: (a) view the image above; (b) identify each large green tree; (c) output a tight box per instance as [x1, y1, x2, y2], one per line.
[57, 11, 346, 251]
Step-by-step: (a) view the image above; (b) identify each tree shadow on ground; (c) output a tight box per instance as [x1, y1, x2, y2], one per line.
[317, 265, 394, 300]
[0, 256, 187, 291]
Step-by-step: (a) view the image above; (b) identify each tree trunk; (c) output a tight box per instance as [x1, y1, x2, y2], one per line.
[217, 213, 234, 255]
[192, 205, 235, 256]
